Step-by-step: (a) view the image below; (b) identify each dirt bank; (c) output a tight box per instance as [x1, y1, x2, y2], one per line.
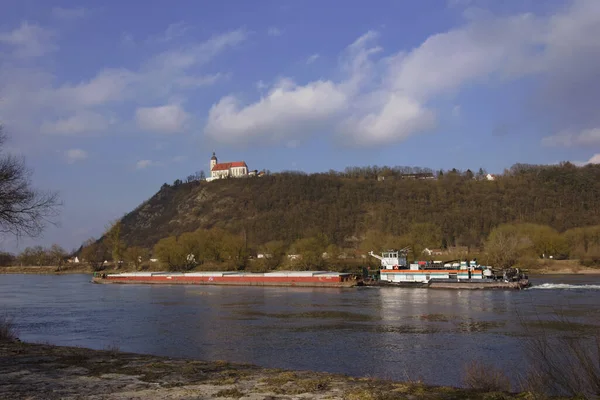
[526, 259, 600, 275]
[0, 341, 528, 400]
[0, 265, 91, 274]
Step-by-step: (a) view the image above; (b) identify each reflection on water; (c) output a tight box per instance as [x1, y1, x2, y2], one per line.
[1, 274, 599, 387]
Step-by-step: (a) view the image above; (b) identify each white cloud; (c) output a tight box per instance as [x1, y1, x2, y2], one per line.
[204, 32, 379, 145]
[339, 94, 436, 145]
[135, 103, 190, 133]
[542, 128, 600, 147]
[0, 22, 57, 58]
[306, 54, 319, 64]
[205, 79, 348, 144]
[52, 7, 89, 19]
[148, 29, 246, 71]
[65, 148, 88, 164]
[203, 0, 600, 147]
[41, 111, 113, 135]
[0, 26, 246, 147]
[573, 153, 600, 166]
[587, 154, 600, 164]
[136, 160, 153, 169]
[268, 27, 282, 37]
[149, 22, 191, 43]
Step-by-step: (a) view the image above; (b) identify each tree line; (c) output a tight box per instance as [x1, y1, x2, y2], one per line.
[65, 221, 600, 272]
[112, 161, 600, 255]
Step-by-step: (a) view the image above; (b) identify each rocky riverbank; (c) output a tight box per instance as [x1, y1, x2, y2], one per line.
[0, 341, 534, 400]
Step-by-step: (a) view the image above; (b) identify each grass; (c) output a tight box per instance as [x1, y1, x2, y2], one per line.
[213, 388, 245, 398]
[259, 371, 332, 395]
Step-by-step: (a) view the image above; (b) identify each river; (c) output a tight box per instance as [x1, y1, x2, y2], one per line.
[1, 274, 599, 388]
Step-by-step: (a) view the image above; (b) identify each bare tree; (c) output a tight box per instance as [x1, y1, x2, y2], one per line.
[49, 244, 68, 271]
[80, 238, 108, 271]
[0, 127, 60, 238]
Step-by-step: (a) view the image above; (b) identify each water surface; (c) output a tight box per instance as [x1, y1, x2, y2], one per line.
[1, 273, 599, 387]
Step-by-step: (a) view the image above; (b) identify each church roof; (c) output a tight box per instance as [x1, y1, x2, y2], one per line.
[212, 161, 247, 171]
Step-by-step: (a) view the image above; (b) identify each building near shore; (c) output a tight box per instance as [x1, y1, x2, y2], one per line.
[205, 152, 262, 182]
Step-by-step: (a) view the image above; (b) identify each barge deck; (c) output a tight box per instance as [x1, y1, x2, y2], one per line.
[92, 271, 359, 288]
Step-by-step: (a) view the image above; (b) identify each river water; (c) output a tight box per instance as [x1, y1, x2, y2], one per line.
[1, 274, 599, 387]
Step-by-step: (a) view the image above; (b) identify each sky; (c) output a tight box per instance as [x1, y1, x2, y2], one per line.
[1, 0, 600, 252]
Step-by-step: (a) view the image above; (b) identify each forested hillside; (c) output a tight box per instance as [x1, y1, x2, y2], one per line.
[116, 162, 600, 252]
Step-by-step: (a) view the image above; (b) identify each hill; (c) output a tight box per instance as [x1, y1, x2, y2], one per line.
[115, 162, 600, 254]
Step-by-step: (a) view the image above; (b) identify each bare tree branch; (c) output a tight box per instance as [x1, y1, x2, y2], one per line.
[0, 126, 61, 238]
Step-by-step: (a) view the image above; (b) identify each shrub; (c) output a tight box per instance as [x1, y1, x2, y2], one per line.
[0, 314, 17, 342]
[524, 327, 600, 397]
[462, 360, 511, 392]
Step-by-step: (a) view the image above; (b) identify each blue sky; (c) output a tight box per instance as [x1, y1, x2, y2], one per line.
[1, 0, 600, 252]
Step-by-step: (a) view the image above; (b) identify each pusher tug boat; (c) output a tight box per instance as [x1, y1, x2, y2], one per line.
[367, 248, 530, 289]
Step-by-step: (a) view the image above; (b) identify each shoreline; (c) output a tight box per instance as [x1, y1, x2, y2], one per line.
[0, 340, 524, 399]
[2, 265, 600, 276]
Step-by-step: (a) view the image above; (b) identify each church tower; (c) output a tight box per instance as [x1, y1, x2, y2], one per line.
[210, 152, 217, 177]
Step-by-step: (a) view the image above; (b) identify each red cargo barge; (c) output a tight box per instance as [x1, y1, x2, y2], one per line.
[92, 271, 359, 288]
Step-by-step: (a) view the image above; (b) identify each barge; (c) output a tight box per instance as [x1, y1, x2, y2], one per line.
[92, 271, 359, 288]
[367, 249, 530, 290]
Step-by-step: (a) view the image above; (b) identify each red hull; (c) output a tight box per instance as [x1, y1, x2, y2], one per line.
[92, 273, 358, 288]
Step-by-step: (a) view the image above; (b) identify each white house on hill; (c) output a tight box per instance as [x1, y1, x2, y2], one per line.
[206, 152, 260, 182]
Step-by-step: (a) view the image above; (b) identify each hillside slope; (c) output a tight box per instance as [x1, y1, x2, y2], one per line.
[117, 163, 600, 250]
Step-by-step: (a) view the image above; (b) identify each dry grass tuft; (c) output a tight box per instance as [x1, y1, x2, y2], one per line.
[213, 387, 244, 398]
[462, 360, 511, 393]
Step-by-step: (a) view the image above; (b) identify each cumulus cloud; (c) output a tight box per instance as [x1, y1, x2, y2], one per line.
[41, 111, 113, 135]
[339, 94, 436, 145]
[542, 128, 600, 147]
[135, 103, 190, 133]
[0, 26, 246, 147]
[587, 154, 600, 164]
[204, 32, 379, 145]
[0, 22, 57, 58]
[205, 79, 349, 144]
[65, 148, 88, 164]
[573, 153, 600, 166]
[203, 0, 600, 148]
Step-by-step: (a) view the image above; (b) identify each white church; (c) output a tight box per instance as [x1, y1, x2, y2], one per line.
[205, 152, 262, 182]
